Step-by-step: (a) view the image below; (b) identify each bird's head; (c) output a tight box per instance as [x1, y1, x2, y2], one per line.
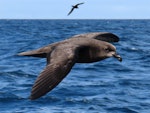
[99, 42, 122, 62]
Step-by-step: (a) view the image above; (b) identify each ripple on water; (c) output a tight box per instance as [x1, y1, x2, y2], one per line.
[0, 20, 150, 113]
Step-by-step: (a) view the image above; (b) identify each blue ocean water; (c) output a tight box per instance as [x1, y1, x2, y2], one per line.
[0, 19, 150, 113]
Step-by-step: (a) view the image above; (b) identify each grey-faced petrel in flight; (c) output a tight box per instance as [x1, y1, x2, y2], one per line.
[18, 32, 122, 100]
[68, 2, 84, 15]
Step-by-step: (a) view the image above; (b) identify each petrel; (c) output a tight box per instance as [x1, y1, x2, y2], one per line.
[68, 2, 84, 15]
[18, 32, 122, 100]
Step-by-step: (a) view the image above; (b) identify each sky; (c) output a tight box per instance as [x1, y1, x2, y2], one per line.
[0, 0, 150, 19]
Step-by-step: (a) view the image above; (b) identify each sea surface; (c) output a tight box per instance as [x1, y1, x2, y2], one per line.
[0, 19, 150, 113]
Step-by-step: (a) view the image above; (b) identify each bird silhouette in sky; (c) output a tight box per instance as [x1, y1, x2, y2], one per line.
[68, 2, 84, 16]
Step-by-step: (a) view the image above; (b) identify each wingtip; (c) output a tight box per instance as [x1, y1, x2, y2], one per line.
[95, 32, 120, 42]
[29, 95, 37, 100]
[29, 96, 34, 100]
[29, 92, 41, 100]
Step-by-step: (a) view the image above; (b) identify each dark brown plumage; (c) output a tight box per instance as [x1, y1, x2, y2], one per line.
[18, 32, 122, 100]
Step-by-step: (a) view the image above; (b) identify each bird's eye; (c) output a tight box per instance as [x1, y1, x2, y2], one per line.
[105, 48, 110, 52]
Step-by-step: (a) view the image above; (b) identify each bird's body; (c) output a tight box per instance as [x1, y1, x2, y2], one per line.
[18, 32, 122, 100]
[68, 2, 84, 15]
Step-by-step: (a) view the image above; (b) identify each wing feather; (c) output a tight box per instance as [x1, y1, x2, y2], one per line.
[68, 7, 74, 15]
[71, 32, 119, 42]
[30, 46, 77, 100]
[77, 2, 84, 5]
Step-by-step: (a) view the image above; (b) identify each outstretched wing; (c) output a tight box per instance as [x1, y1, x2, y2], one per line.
[77, 2, 84, 6]
[94, 32, 119, 42]
[30, 45, 77, 100]
[68, 7, 75, 15]
[71, 32, 119, 42]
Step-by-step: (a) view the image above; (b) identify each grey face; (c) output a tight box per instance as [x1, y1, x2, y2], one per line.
[102, 43, 122, 62]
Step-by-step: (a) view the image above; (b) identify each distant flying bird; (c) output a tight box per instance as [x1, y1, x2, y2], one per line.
[68, 2, 84, 16]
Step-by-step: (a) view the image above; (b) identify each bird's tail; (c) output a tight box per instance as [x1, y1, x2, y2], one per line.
[18, 44, 55, 58]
